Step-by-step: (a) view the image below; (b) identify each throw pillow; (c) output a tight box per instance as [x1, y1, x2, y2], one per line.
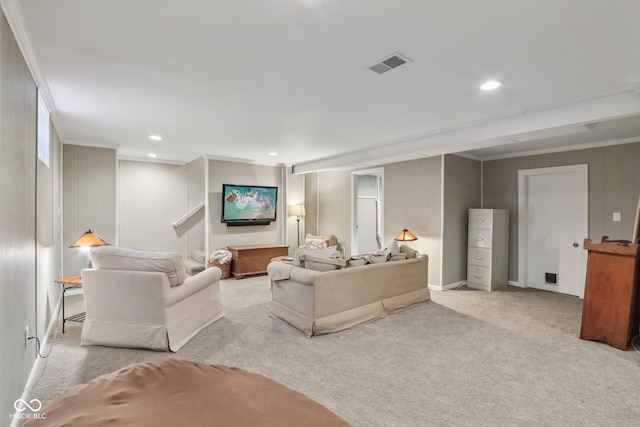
[301, 253, 346, 271]
[305, 239, 328, 249]
[305, 233, 338, 247]
[293, 245, 337, 267]
[399, 245, 420, 259]
[388, 253, 408, 262]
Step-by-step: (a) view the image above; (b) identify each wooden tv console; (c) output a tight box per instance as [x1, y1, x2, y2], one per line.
[227, 244, 289, 280]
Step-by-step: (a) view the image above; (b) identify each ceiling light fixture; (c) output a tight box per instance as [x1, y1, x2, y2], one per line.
[149, 135, 163, 141]
[480, 80, 501, 91]
[269, 152, 278, 156]
[148, 153, 157, 158]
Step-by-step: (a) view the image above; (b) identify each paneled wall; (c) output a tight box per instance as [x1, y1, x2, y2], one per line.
[285, 167, 305, 251]
[63, 145, 116, 276]
[442, 154, 481, 286]
[0, 10, 37, 420]
[384, 157, 442, 286]
[208, 159, 284, 249]
[483, 141, 640, 281]
[313, 170, 353, 256]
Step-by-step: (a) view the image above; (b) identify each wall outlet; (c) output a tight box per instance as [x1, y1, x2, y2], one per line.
[613, 212, 621, 222]
[25, 325, 29, 347]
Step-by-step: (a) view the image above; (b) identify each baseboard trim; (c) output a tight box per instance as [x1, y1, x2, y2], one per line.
[428, 281, 465, 291]
[508, 280, 523, 288]
[11, 294, 62, 427]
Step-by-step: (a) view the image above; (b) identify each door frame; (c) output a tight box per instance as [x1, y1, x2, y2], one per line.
[517, 164, 588, 297]
[351, 168, 384, 255]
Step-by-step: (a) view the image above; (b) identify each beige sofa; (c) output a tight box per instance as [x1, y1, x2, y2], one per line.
[270, 255, 429, 336]
[81, 246, 223, 351]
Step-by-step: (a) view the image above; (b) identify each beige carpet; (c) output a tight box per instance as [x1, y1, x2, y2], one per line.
[24, 276, 640, 426]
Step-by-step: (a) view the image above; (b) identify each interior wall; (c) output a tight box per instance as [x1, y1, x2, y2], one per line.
[383, 157, 442, 286]
[483, 141, 640, 281]
[118, 160, 188, 255]
[304, 172, 319, 237]
[442, 154, 481, 286]
[314, 170, 353, 256]
[186, 157, 206, 256]
[36, 124, 63, 341]
[0, 9, 38, 420]
[208, 159, 284, 249]
[63, 145, 116, 276]
[286, 168, 305, 253]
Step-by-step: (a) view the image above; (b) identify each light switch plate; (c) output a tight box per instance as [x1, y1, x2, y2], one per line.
[613, 212, 621, 222]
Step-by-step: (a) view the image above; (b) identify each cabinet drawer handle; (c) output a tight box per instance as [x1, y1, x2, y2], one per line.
[475, 238, 484, 241]
[474, 275, 483, 279]
[475, 256, 483, 260]
[475, 219, 485, 223]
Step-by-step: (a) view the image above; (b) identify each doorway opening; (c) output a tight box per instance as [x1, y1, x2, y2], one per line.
[518, 164, 588, 297]
[352, 169, 383, 255]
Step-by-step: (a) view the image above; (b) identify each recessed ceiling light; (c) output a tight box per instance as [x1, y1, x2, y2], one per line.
[269, 152, 278, 156]
[480, 80, 501, 91]
[149, 135, 163, 141]
[148, 153, 157, 158]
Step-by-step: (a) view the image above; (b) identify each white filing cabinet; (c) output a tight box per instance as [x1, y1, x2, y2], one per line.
[467, 209, 509, 291]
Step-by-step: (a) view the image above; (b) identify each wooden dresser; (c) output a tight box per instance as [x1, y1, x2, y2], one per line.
[580, 237, 640, 350]
[227, 244, 288, 280]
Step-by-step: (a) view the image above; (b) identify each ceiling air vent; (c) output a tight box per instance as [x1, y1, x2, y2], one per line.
[369, 52, 411, 74]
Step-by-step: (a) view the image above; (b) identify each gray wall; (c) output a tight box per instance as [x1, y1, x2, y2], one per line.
[208, 160, 285, 249]
[63, 145, 117, 276]
[483, 141, 640, 281]
[0, 10, 38, 419]
[442, 154, 481, 286]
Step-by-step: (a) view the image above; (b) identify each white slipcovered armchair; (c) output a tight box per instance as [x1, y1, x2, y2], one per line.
[80, 246, 223, 352]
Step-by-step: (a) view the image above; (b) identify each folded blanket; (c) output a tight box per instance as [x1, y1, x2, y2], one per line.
[209, 249, 232, 265]
[267, 262, 294, 281]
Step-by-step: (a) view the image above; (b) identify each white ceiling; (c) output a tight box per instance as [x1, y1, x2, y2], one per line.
[5, 0, 640, 171]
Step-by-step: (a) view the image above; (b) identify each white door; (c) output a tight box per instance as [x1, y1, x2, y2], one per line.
[357, 198, 379, 254]
[518, 165, 588, 297]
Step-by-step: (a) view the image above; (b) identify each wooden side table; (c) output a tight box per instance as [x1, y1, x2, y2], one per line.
[580, 237, 640, 350]
[55, 275, 85, 333]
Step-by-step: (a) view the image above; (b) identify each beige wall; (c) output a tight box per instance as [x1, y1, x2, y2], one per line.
[186, 157, 206, 256]
[285, 168, 305, 252]
[208, 160, 285, 249]
[442, 154, 481, 286]
[313, 170, 353, 256]
[63, 145, 117, 276]
[384, 157, 442, 286]
[483, 141, 640, 281]
[119, 160, 189, 254]
[0, 10, 38, 419]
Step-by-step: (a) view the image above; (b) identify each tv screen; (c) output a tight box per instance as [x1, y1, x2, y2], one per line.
[221, 184, 277, 224]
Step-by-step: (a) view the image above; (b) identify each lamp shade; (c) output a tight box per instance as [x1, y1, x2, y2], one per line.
[69, 229, 110, 248]
[287, 204, 306, 217]
[394, 228, 417, 241]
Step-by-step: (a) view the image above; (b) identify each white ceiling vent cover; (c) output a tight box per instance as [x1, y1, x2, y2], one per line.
[369, 52, 412, 74]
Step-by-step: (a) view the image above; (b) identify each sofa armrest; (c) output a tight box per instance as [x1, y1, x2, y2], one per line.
[288, 266, 322, 286]
[166, 267, 221, 307]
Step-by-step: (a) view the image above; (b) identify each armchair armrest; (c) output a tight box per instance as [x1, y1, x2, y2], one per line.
[166, 267, 221, 306]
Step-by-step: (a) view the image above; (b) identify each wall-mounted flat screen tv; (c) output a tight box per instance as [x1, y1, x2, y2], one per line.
[221, 184, 277, 226]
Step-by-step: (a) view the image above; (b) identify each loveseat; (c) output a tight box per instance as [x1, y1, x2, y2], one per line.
[269, 255, 429, 336]
[81, 246, 223, 351]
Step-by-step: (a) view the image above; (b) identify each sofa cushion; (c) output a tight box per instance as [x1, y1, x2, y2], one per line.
[293, 245, 337, 267]
[90, 246, 187, 287]
[301, 253, 346, 271]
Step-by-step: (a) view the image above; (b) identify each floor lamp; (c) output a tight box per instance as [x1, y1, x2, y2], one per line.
[287, 204, 306, 247]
